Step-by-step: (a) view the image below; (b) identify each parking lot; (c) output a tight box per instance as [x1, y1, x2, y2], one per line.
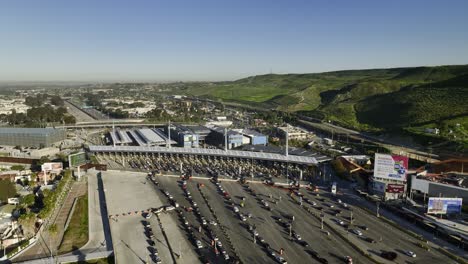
[101, 171, 199, 264]
[152, 175, 367, 264]
[97, 153, 459, 264]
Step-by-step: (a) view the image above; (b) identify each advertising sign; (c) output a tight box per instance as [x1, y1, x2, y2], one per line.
[386, 184, 405, 193]
[427, 197, 463, 214]
[41, 162, 63, 173]
[373, 153, 408, 181]
[68, 152, 86, 167]
[372, 181, 386, 193]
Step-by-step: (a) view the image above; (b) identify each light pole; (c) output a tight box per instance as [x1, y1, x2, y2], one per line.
[289, 222, 292, 238]
[376, 202, 380, 218]
[1, 237, 5, 259]
[320, 214, 324, 230]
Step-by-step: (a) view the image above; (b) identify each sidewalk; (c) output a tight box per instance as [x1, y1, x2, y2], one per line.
[13, 171, 113, 263]
[12, 178, 75, 262]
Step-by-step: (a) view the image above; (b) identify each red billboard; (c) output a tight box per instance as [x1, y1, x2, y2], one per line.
[386, 184, 405, 193]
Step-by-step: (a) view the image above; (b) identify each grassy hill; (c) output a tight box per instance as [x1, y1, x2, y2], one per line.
[164, 65, 468, 149]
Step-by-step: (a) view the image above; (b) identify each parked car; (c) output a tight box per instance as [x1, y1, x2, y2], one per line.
[299, 240, 309, 247]
[380, 251, 397, 260]
[344, 255, 353, 264]
[363, 237, 376, 243]
[358, 225, 369, 231]
[351, 229, 363, 236]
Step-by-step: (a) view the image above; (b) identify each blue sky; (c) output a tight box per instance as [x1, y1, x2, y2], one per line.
[0, 0, 467, 81]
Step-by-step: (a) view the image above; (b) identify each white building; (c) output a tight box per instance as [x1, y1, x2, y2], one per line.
[277, 125, 310, 140]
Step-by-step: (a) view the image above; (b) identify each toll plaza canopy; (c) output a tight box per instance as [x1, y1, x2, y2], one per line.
[89, 145, 330, 165]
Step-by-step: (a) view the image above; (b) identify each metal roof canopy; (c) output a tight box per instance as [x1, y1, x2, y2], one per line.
[118, 130, 133, 144]
[137, 128, 165, 143]
[89, 145, 325, 165]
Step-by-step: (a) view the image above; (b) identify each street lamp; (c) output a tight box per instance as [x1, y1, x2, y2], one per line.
[320, 213, 324, 230]
[376, 202, 380, 218]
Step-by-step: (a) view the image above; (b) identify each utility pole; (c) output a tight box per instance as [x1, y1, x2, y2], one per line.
[289, 222, 292, 238]
[1, 238, 5, 259]
[224, 127, 228, 151]
[167, 120, 171, 149]
[320, 214, 324, 230]
[49, 234, 53, 264]
[285, 124, 289, 157]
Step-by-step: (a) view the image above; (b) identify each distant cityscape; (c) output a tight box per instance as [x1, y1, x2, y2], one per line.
[0, 85, 466, 264]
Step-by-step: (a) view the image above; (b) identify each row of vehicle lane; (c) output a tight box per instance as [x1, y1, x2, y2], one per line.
[249, 182, 364, 264]
[153, 174, 235, 264]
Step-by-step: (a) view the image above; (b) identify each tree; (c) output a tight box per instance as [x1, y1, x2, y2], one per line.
[50, 95, 64, 106]
[63, 115, 76, 124]
[0, 180, 17, 202]
[21, 194, 36, 207]
[10, 165, 25, 171]
[38, 156, 51, 166]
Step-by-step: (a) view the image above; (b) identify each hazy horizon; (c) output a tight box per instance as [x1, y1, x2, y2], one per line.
[1, 0, 468, 82]
[0, 63, 467, 84]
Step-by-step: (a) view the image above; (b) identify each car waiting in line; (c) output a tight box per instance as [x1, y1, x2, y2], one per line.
[350, 229, 363, 236]
[405, 250, 416, 258]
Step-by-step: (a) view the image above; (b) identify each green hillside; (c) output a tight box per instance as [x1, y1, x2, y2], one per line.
[165, 65, 468, 141]
[355, 86, 468, 128]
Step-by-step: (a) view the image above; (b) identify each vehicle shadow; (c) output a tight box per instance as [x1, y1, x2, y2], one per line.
[328, 252, 345, 262]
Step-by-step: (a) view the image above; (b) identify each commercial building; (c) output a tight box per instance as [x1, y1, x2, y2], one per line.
[207, 127, 243, 150]
[409, 159, 468, 204]
[410, 173, 468, 203]
[277, 125, 310, 140]
[235, 129, 268, 146]
[0, 128, 65, 148]
[165, 124, 199, 148]
[188, 125, 211, 145]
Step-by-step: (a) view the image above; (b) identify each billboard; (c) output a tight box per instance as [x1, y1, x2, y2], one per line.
[41, 162, 63, 173]
[68, 152, 87, 167]
[373, 153, 408, 181]
[386, 184, 405, 193]
[427, 197, 463, 214]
